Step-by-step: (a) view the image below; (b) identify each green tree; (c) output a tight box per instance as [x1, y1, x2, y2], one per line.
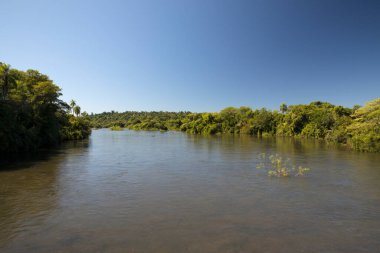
[69, 99, 76, 114]
[280, 103, 288, 114]
[73, 105, 81, 117]
[0, 63, 91, 158]
[347, 98, 380, 151]
[0, 63, 11, 99]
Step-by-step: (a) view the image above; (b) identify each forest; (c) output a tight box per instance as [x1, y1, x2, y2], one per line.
[0, 62, 91, 158]
[90, 98, 380, 152]
[1, 62, 379, 154]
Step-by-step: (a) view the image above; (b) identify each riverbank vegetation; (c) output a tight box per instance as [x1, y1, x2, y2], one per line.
[91, 111, 190, 131]
[0, 62, 91, 157]
[110, 126, 124, 131]
[89, 98, 380, 152]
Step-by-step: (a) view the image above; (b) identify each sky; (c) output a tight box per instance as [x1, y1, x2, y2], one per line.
[1, 0, 380, 113]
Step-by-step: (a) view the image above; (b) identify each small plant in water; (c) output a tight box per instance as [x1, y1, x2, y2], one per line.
[256, 153, 310, 178]
[295, 166, 310, 176]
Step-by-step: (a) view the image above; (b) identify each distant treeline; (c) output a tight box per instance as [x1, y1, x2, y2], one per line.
[90, 98, 380, 152]
[0, 62, 91, 157]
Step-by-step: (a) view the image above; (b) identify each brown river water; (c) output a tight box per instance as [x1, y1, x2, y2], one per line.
[1, 129, 380, 253]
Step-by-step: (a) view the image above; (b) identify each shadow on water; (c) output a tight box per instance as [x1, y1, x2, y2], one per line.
[0, 140, 90, 171]
[0, 139, 90, 249]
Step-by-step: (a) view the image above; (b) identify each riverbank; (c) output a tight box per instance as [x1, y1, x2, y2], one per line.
[89, 98, 380, 152]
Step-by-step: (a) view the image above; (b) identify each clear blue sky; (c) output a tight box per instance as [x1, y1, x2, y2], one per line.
[1, 0, 379, 113]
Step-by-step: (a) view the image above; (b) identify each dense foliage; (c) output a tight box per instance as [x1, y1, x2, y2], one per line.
[91, 111, 190, 131]
[346, 98, 380, 152]
[90, 98, 380, 152]
[0, 63, 91, 157]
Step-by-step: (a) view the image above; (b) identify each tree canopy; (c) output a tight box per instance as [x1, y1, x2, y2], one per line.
[347, 98, 380, 152]
[89, 98, 380, 152]
[0, 62, 91, 158]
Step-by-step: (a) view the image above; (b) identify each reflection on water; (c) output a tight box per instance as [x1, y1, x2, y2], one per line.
[1, 130, 380, 253]
[0, 141, 89, 249]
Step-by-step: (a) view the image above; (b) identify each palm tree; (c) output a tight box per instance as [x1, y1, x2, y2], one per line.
[69, 99, 76, 114]
[73, 105, 81, 117]
[280, 103, 288, 114]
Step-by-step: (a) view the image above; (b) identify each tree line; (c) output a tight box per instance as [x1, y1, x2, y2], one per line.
[0, 62, 91, 158]
[90, 99, 380, 152]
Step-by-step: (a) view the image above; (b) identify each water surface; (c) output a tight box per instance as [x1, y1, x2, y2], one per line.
[1, 129, 380, 252]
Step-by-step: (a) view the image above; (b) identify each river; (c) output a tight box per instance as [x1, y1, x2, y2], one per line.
[1, 129, 380, 252]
